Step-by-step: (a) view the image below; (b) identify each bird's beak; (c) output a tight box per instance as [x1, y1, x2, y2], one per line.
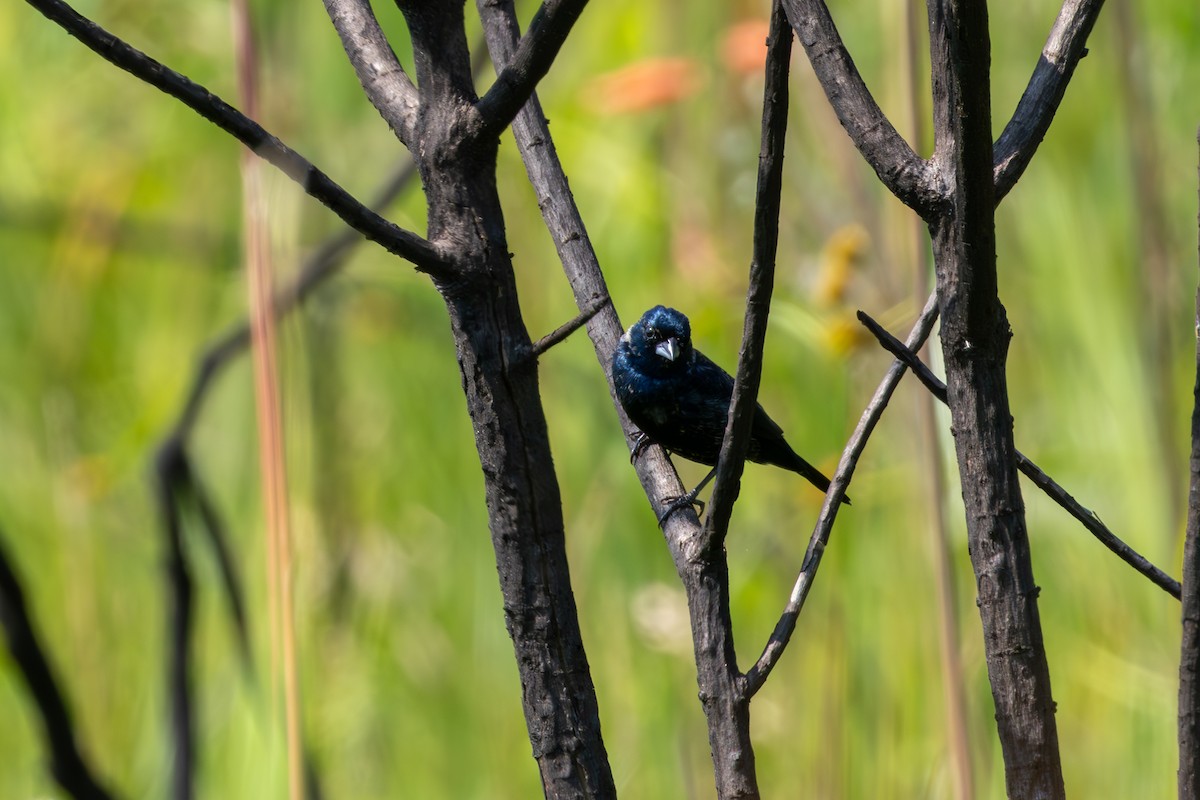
[655, 337, 680, 362]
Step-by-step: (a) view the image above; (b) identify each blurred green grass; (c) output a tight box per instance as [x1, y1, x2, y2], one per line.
[1, 0, 1197, 797]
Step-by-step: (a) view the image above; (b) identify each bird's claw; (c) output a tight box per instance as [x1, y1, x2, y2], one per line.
[657, 493, 705, 526]
[630, 431, 654, 464]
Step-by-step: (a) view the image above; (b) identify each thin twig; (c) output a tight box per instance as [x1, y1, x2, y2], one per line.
[0, 531, 119, 800]
[992, 0, 1106, 203]
[702, 1, 793, 551]
[857, 309, 1182, 600]
[529, 296, 611, 358]
[25, 0, 447, 277]
[475, 0, 592, 137]
[743, 292, 941, 698]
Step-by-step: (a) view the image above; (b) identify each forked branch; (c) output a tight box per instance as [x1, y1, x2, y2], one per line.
[322, 0, 421, 147]
[475, 0, 592, 137]
[782, 0, 940, 216]
[743, 292, 941, 698]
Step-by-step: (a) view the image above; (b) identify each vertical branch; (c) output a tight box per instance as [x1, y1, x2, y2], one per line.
[702, 0, 793, 548]
[153, 450, 195, 800]
[1178, 128, 1200, 799]
[927, 1, 1064, 797]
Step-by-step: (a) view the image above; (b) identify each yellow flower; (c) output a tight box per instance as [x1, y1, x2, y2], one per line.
[813, 224, 869, 308]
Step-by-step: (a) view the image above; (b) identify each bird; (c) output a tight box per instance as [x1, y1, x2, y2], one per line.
[611, 305, 848, 523]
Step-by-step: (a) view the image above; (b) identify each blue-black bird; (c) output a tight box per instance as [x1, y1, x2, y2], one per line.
[612, 305, 848, 522]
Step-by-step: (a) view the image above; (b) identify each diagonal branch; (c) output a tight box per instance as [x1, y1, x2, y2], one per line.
[782, 0, 940, 217]
[858, 309, 1182, 601]
[0, 531, 120, 800]
[743, 292, 941, 698]
[474, 0, 591, 138]
[702, 2, 793, 552]
[322, 0, 420, 148]
[25, 0, 448, 278]
[992, 0, 1107, 203]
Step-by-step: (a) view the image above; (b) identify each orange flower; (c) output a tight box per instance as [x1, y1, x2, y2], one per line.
[584, 57, 704, 114]
[721, 19, 772, 75]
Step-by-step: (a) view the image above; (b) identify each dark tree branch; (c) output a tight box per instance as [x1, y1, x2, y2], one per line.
[928, 0, 1065, 794]
[322, 0, 420, 147]
[474, 0, 591, 138]
[151, 444, 195, 800]
[0, 531, 119, 800]
[1178, 129, 1200, 797]
[858, 309, 1182, 601]
[992, 0, 1106, 203]
[24, 0, 448, 278]
[782, 0, 941, 217]
[743, 292, 941, 698]
[702, 3, 794, 556]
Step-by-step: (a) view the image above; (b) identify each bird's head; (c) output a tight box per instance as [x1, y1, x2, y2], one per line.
[623, 305, 693, 374]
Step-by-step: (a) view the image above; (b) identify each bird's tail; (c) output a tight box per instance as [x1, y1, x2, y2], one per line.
[785, 451, 851, 506]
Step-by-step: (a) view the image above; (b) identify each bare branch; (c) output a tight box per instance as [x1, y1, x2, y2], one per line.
[782, 0, 941, 217]
[0, 532, 119, 800]
[993, 0, 1106, 202]
[703, 3, 793, 551]
[25, 0, 448, 278]
[858, 309, 1182, 601]
[743, 292, 940, 698]
[322, 0, 420, 147]
[475, 0, 591, 137]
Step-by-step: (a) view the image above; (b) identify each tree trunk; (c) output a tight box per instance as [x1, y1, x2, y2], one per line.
[928, 1, 1065, 797]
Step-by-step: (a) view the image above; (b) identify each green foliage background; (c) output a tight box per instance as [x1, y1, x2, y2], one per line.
[1, 0, 1197, 796]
